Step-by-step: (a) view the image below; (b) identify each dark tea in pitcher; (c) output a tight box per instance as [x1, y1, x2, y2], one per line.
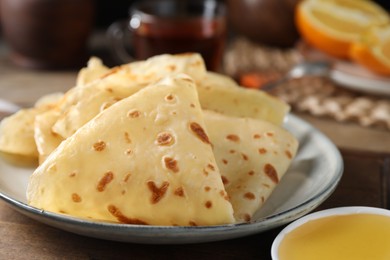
[129, 0, 226, 71]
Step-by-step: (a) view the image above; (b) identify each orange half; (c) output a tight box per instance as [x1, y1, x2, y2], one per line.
[296, 0, 390, 59]
[350, 25, 390, 76]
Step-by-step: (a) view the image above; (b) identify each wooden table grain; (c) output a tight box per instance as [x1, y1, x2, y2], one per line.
[1, 35, 390, 260]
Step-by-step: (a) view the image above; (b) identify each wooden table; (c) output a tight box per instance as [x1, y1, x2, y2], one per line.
[1, 35, 390, 259]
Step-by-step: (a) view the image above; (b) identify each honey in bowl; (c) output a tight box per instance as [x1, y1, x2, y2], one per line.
[272, 207, 390, 260]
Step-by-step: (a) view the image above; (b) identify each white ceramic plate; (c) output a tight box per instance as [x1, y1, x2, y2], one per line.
[0, 114, 343, 244]
[331, 61, 390, 96]
[299, 43, 390, 96]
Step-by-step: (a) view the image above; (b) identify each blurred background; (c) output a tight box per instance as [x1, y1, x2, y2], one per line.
[0, 0, 390, 132]
[0, 0, 389, 69]
[95, 0, 389, 29]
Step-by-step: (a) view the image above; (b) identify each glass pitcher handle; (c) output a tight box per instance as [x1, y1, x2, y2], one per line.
[106, 20, 134, 64]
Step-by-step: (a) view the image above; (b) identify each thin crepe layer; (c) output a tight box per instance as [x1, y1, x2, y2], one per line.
[204, 111, 298, 222]
[0, 93, 63, 159]
[27, 74, 235, 226]
[197, 83, 290, 126]
[52, 53, 207, 139]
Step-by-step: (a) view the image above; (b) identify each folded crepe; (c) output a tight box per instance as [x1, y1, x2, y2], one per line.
[76, 56, 109, 87]
[197, 82, 290, 126]
[0, 93, 63, 161]
[51, 60, 288, 141]
[0, 108, 40, 160]
[27, 74, 235, 226]
[52, 53, 207, 139]
[200, 71, 240, 89]
[203, 111, 298, 222]
[34, 109, 64, 164]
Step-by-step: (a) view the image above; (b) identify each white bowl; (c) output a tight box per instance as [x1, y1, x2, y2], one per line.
[271, 206, 390, 260]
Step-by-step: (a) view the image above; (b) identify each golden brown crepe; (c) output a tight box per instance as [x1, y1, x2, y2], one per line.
[27, 74, 235, 226]
[34, 109, 64, 164]
[197, 83, 290, 126]
[76, 56, 109, 86]
[0, 108, 40, 159]
[204, 110, 298, 222]
[0, 53, 298, 226]
[200, 71, 240, 89]
[51, 58, 289, 140]
[52, 53, 207, 139]
[1, 54, 290, 165]
[0, 93, 63, 160]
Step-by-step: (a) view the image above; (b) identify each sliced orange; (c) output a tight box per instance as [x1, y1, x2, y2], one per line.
[350, 25, 390, 75]
[296, 0, 390, 59]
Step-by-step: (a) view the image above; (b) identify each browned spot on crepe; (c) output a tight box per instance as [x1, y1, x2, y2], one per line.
[107, 205, 148, 225]
[165, 93, 175, 101]
[124, 132, 132, 143]
[128, 110, 141, 118]
[167, 65, 176, 71]
[123, 173, 131, 182]
[174, 187, 185, 197]
[147, 181, 170, 204]
[156, 132, 174, 146]
[97, 171, 114, 192]
[241, 153, 249, 160]
[205, 201, 213, 209]
[164, 157, 179, 173]
[207, 164, 215, 171]
[243, 214, 251, 222]
[189, 221, 197, 226]
[71, 193, 82, 203]
[221, 175, 229, 185]
[189, 122, 210, 144]
[264, 163, 279, 184]
[93, 141, 106, 151]
[244, 192, 255, 200]
[226, 134, 240, 142]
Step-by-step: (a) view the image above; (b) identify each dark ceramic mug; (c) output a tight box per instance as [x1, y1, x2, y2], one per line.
[0, 0, 95, 69]
[227, 0, 300, 48]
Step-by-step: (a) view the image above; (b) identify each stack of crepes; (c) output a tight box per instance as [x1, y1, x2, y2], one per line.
[0, 53, 298, 226]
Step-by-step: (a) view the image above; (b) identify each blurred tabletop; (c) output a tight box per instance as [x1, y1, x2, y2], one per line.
[0, 32, 390, 259]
